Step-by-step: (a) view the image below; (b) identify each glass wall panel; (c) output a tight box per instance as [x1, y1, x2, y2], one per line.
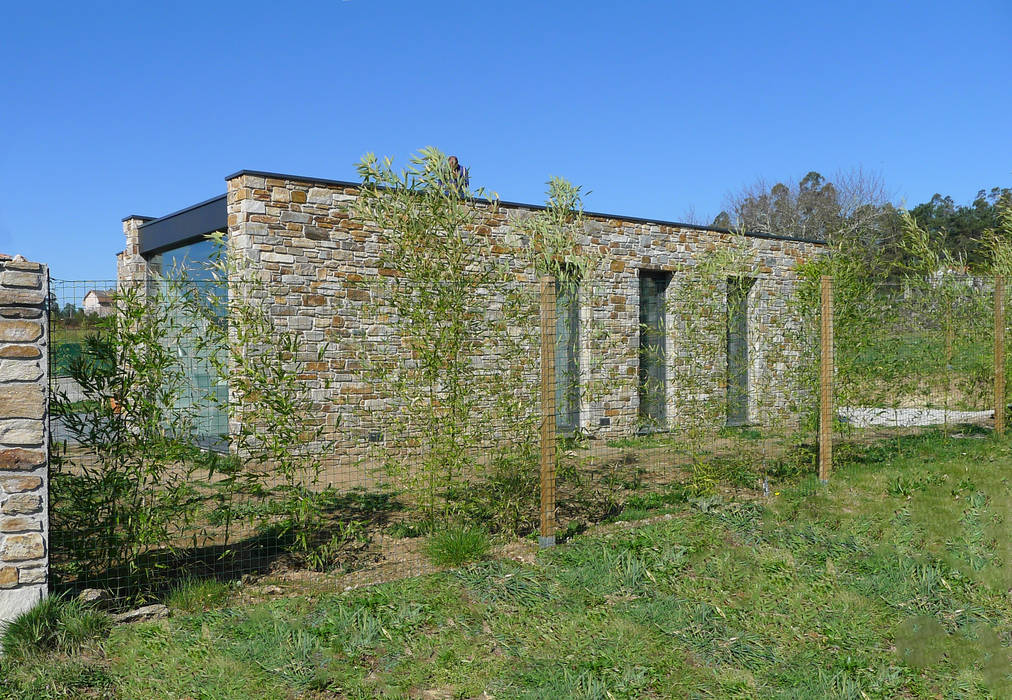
[150, 238, 227, 449]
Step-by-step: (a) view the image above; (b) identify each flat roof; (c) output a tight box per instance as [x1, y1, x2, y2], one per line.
[136, 195, 227, 256]
[133, 169, 829, 255]
[226, 169, 827, 246]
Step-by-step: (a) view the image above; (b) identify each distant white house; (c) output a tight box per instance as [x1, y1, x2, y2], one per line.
[82, 289, 114, 316]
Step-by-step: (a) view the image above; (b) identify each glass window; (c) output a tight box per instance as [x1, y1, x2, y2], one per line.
[726, 277, 755, 427]
[150, 237, 219, 281]
[639, 270, 671, 431]
[556, 278, 580, 433]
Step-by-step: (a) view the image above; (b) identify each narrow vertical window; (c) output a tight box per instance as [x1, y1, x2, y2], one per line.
[639, 270, 671, 430]
[726, 277, 755, 427]
[555, 277, 580, 433]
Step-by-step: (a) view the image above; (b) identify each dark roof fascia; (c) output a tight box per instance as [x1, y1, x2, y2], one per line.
[225, 169, 827, 246]
[137, 194, 228, 256]
[121, 215, 156, 222]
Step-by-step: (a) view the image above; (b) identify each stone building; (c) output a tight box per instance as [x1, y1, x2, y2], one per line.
[117, 169, 825, 466]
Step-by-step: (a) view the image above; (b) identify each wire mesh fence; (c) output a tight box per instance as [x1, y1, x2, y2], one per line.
[832, 275, 1008, 452]
[45, 270, 1010, 604]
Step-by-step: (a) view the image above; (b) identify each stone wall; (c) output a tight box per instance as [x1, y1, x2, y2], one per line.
[0, 256, 49, 629]
[225, 172, 824, 479]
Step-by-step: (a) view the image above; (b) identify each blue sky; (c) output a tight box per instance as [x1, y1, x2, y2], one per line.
[1, 1, 1010, 280]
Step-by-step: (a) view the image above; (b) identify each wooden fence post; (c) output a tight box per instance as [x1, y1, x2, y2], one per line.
[945, 312, 954, 428]
[995, 276, 1005, 437]
[819, 276, 834, 482]
[539, 276, 557, 547]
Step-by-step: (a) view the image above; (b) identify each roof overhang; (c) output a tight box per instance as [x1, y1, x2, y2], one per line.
[130, 170, 828, 255]
[138, 195, 227, 256]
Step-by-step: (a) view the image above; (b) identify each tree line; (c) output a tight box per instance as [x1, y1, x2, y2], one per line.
[712, 170, 1011, 275]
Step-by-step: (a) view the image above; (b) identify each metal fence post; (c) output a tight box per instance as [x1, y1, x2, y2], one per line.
[819, 275, 834, 482]
[539, 276, 557, 547]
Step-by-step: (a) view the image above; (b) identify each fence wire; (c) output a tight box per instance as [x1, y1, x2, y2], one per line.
[46, 272, 1009, 603]
[833, 276, 1007, 447]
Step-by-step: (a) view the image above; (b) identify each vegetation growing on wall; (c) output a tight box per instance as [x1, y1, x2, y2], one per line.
[50, 240, 337, 596]
[351, 148, 627, 534]
[51, 282, 205, 588]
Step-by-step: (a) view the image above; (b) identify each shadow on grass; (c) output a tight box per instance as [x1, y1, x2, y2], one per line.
[49, 488, 404, 606]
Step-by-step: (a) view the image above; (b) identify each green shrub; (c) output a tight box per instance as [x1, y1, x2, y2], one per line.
[424, 526, 490, 566]
[0, 595, 110, 660]
[450, 449, 540, 536]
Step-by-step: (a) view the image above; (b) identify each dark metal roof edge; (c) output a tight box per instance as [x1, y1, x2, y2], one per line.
[225, 169, 827, 246]
[136, 194, 228, 229]
[121, 215, 156, 222]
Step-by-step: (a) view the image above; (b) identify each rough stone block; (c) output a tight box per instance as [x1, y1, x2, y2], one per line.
[0, 307, 42, 320]
[18, 566, 45, 584]
[0, 475, 42, 492]
[0, 533, 45, 560]
[307, 187, 333, 204]
[0, 320, 42, 343]
[280, 211, 311, 224]
[0, 360, 42, 382]
[2, 494, 41, 515]
[112, 603, 169, 624]
[0, 448, 45, 471]
[0, 271, 40, 289]
[0, 566, 16, 588]
[0, 345, 41, 359]
[3, 260, 42, 272]
[0, 288, 45, 305]
[0, 384, 44, 419]
[0, 421, 43, 446]
[0, 516, 41, 533]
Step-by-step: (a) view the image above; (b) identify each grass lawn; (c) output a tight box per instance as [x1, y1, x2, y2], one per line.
[3, 429, 1010, 698]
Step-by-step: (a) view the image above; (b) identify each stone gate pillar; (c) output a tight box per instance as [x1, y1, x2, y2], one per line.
[0, 255, 49, 628]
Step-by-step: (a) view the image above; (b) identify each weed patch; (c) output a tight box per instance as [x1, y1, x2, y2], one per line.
[425, 526, 491, 566]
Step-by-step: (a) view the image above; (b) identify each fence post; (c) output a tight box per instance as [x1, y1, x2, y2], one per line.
[819, 275, 834, 482]
[945, 311, 954, 428]
[995, 276, 1005, 437]
[539, 276, 557, 547]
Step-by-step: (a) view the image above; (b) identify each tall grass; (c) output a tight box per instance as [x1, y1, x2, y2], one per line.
[0, 595, 109, 661]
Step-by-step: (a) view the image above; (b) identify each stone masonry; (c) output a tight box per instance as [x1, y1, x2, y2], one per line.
[226, 173, 823, 471]
[116, 216, 153, 288]
[118, 172, 824, 483]
[0, 255, 49, 629]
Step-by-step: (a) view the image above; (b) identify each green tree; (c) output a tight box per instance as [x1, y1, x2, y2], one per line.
[909, 187, 1012, 269]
